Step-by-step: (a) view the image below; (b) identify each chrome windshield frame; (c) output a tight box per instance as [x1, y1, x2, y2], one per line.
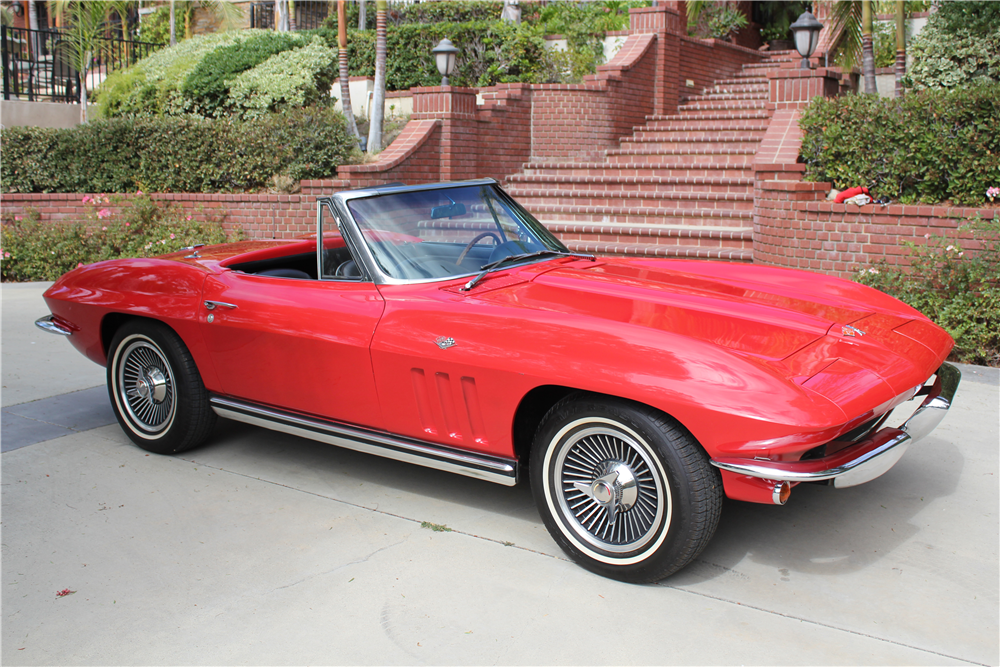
[321, 179, 569, 286]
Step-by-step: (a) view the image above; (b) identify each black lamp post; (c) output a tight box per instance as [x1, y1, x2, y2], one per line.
[432, 38, 459, 86]
[790, 11, 823, 70]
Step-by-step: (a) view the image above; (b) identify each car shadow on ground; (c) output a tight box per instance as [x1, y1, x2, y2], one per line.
[672, 437, 964, 584]
[188, 417, 964, 586]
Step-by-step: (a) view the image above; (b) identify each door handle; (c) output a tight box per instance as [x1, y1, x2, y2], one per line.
[204, 300, 238, 311]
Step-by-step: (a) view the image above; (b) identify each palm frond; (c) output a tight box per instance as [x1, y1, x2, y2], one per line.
[830, 0, 864, 70]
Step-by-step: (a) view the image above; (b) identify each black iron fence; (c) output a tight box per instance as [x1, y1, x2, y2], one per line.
[2, 25, 160, 103]
[250, 1, 330, 31]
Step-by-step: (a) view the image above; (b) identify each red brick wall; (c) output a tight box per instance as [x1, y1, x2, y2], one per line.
[1, 192, 319, 239]
[753, 166, 996, 277]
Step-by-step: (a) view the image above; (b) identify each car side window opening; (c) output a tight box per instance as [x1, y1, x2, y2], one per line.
[319, 201, 367, 281]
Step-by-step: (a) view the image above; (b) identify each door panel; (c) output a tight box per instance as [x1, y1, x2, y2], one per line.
[200, 272, 385, 428]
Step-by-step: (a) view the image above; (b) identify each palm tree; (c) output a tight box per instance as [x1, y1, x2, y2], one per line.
[830, 1, 877, 94]
[367, 0, 387, 153]
[51, 1, 115, 123]
[336, 0, 360, 142]
[894, 0, 905, 97]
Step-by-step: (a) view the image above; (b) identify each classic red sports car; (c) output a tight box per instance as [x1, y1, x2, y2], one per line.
[37, 179, 960, 583]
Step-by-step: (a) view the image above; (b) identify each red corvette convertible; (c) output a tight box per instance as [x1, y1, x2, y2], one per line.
[37, 179, 960, 582]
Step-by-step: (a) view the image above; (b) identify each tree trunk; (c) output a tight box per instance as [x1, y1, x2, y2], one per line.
[289, 0, 297, 31]
[79, 52, 91, 124]
[275, 0, 289, 32]
[27, 0, 40, 62]
[894, 0, 905, 98]
[358, 0, 366, 31]
[338, 0, 360, 142]
[169, 0, 176, 46]
[367, 0, 387, 153]
[862, 0, 876, 94]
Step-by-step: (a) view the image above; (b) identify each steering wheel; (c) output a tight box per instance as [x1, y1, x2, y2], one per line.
[456, 232, 502, 264]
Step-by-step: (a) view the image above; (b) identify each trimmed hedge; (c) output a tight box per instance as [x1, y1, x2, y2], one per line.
[98, 30, 334, 119]
[799, 81, 1000, 205]
[1, 108, 359, 194]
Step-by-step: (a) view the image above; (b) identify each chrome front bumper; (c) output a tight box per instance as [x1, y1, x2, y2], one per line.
[35, 315, 73, 336]
[711, 363, 961, 489]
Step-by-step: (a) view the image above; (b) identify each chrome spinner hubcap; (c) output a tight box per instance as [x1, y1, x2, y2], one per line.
[118, 339, 175, 434]
[555, 425, 665, 554]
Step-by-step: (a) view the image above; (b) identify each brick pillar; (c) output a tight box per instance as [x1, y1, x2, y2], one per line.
[768, 67, 842, 110]
[629, 4, 683, 117]
[411, 86, 478, 182]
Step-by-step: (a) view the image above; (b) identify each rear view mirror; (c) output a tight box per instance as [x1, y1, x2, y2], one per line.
[430, 202, 466, 219]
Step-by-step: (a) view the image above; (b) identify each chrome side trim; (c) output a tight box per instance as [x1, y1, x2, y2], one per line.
[209, 396, 518, 486]
[711, 363, 961, 488]
[35, 315, 72, 336]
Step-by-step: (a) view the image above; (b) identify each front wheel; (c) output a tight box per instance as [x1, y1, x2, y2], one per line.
[107, 320, 215, 455]
[530, 395, 722, 583]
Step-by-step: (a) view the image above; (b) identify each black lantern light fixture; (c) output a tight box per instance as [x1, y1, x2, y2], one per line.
[789, 11, 823, 70]
[432, 38, 459, 86]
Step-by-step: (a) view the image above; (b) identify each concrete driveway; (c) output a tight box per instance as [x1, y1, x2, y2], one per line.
[3, 281, 998, 666]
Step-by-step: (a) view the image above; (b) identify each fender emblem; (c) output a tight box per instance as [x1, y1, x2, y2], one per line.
[435, 336, 456, 349]
[841, 325, 867, 337]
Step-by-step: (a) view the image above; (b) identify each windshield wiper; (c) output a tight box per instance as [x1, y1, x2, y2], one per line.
[460, 250, 595, 292]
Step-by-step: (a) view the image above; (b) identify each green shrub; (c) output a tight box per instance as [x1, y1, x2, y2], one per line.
[97, 30, 319, 118]
[228, 36, 336, 119]
[905, 0, 1000, 90]
[181, 30, 306, 116]
[314, 20, 555, 90]
[854, 217, 1000, 366]
[798, 81, 1000, 205]
[0, 195, 238, 282]
[1, 108, 359, 194]
[98, 31, 248, 117]
[330, 1, 503, 30]
[135, 5, 171, 48]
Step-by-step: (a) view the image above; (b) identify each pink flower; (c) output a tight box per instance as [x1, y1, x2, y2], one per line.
[4, 251, 10, 258]
[136, 190, 144, 196]
[77, 262, 84, 268]
[14, 215, 21, 221]
[186, 216, 192, 221]
[124, 222, 130, 227]
[82, 195, 92, 204]
[102, 226, 107, 231]
[169, 233, 175, 239]
[97, 208, 111, 219]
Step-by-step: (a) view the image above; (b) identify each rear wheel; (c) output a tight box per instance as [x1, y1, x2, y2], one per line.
[107, 320, 215, 455]
[531, 395, 722, 583]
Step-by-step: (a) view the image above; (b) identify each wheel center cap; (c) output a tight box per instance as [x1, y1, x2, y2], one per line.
[593, 481, 614, 504]
[138, 368, 168, 403]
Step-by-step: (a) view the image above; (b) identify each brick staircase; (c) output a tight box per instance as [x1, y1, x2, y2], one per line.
[506, 53, 797, 262]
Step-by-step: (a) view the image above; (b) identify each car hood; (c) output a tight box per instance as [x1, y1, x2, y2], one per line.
[478, 258, 950, 397]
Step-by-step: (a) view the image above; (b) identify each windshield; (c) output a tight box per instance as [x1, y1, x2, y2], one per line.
[345, 184, 568, 281]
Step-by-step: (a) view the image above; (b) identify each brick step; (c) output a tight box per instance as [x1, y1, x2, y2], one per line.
[521, 161, 752, 179]
[716, 76, 767, 86]
[679, 100, 767, 113]
[639, 118, 770, 132]
[704, 83, 768, 95]
[506, 173, 754, 193]
[647, 109, 770, 121]
[525, 204, 752, 227]
[687, 91, 767, 102]
[559, 238, 753, 262]
[620, 136, 761, 151]
[511, 189, 753, 211]
[605, 152, 754, 168]
[628, 129, 765, 143]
